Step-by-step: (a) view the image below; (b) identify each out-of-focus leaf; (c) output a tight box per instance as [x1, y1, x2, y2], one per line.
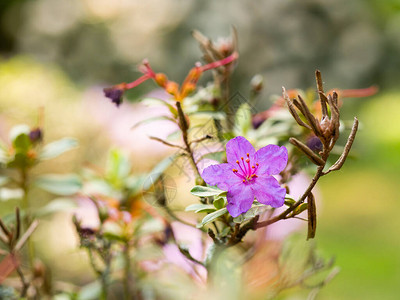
[105, 149, 131, 185]
[39, 138, 78, 160]
[77, 280, 101, 300]
[12, 133, 31, 152]
[0, 176, 9, 187]
[234, 103, 252, 136]
[188, 111, 225, 120]
[131, 116, 175, 130]
[166, 129, 181, 141]
[141, 98, 178, 117]
[0, 188, 23, 201]
[198, 151, 225, 163]
[0, 147, 8, 164]
[9, 125, 30, 142]
[190, 185, 226, 197]
[142, 154, 178, 191]
[35, 198, 77, 217]
[198, 207, 228, 228]
[34, 174, 82, 195]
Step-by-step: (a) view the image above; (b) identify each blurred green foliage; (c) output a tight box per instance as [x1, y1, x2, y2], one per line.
[1, 0, 400, 298]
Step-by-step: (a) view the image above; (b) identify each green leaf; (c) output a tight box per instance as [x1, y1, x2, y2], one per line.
[234, 103, 252, 136]
[131, 116, 175, 130]
[13, 133, 31, 152]
[198, 151, 225, 163]
[190, 185, 226, 197]
[77, 280, 101, 300]
[9, 124, 30, 142]
[197, 207, 228, 228]
[36, 198, 77, 217]
[141, 98, 178, 117]
[195, 207, 216, 213]
[213, 197, 225, 210]
[39, 138, 78, 160]
[0, 188, 23, 201]
[284, 194, 296, 206]
[105, 149, 131, 185]
[34, 174, 82, 196]
[142, 153, 178, 190]
[0, 176, 9, 187]
[188, 111, 225, 120]
[0, 147, 8, 164]
[294, 202, 308, 214]
[185, 203, 213, 212]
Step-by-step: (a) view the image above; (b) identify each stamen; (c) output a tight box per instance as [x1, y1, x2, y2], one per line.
[252, 166, 255, 169]
[242, 179, 246, 183]
[232, 169, 238, 172]
[246, 153, 250, 157]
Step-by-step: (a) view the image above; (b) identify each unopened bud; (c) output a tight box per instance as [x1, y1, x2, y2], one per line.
[155, 73, 168, 87]
[29, 128, 43, 144]
[250, 74, 263, 93]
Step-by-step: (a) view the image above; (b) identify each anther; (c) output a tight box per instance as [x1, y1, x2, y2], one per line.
[242, 179, 246, 183]
[252, 166, 255, 168]
[256, 163, 259, 166]
[232, 169, 238, 172]
[236, 160, 239, 164]
[245, 158, 250, 163]
[246, 153, 249, 157]
[241, 157, 244, 160]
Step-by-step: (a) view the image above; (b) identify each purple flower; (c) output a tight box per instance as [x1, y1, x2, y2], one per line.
[202, 136, 288, 217]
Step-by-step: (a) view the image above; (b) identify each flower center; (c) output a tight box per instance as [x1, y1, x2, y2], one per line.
[232, 153, 259, 184]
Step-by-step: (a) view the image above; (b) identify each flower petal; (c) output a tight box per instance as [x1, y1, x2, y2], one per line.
[226, 136, 256, 164]
[251, 176, 286, 208]
[201, 163, 240, 190]
[226, 182, 254, 217]
[255, 145, 288, 175]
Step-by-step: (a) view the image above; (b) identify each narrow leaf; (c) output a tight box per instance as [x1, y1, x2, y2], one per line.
[190, 185, 226, 197]
[34, 174, 82, 196]
[39, 138, 78, 160]
[198, 208, 228, 228]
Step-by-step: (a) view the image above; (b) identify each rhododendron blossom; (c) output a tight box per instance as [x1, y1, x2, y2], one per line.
[202, 136, 288, 217]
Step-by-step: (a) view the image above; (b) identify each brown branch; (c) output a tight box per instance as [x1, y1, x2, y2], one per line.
[283, 88, 312, 130]
[148, 136, 185, 150]
[289, 137, 325, 166]
[324, 117, 359, 175]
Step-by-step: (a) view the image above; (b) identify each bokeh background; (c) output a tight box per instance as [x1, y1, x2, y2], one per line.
[1, 0, 400, 299]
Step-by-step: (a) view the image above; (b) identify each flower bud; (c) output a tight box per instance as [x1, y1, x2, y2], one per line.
[155, 73, 168, 87]
[250, 74, 263, 93]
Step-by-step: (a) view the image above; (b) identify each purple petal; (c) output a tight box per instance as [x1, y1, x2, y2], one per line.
[251, 176, 286, 208]
[202, 163, 241, 190]
[255, 145, 288, 175]
[226, 182, 254, 217]
[226, 136, 256, 164]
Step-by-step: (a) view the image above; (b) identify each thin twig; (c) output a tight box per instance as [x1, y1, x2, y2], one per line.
[149, 136, 185, 150]
[15, 220, 39, 251]
[324, 117, 359, 175]
[289, 137, 325, 166]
